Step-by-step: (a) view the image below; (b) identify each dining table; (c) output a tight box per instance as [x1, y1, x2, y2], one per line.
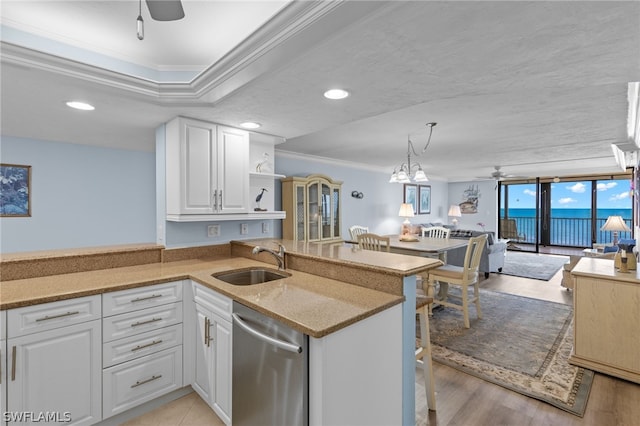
[347, 234, 468, 262]
[386, 235, 468, 260]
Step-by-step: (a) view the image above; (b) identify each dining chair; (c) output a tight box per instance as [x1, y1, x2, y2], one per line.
[419, 226, 451, 287]
[356, 233, 390, 252]
[427, 234, 487, 328]
[349, 225, 369, 241]
[358, 231, 436, 411]
[421, 226, 450, 239]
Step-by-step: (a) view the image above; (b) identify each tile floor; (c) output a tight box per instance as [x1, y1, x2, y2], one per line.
[120, 392, 223, 426]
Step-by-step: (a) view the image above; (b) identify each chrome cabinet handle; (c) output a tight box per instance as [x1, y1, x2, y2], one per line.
[131, 374, 162, 388]
[11, 346, 16, 381]
[213, 189, 218, 211]
[204, 317, 213, 347]
[131, 340, 163, 352]
[130, 294, 162, 303]
[218, 190, 222, 211]
[35, 311, 80, 322]
[131, 317, 162, 327]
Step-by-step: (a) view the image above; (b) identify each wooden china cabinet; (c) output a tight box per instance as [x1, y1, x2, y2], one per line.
[281, 174, 342, 242]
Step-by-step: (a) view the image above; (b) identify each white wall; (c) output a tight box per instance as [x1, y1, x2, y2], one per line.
[275, 151, 449, 237]
[447, 180, 498, 232]
[0, 137, 156, 253]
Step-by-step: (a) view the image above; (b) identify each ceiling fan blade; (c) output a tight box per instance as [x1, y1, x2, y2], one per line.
[145, 0, 185, 21]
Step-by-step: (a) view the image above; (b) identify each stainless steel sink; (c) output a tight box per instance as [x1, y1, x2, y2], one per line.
[212, 267, 291, 285]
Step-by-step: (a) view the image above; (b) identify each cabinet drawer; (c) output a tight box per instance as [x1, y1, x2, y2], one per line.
[192, 282, 232, 321]
[103, 346, 183, 417]
[103, 324, 183, 368]
[103, 281, 183, 317]
[8, 295, 101, 338]
[103, 302, 183, 342]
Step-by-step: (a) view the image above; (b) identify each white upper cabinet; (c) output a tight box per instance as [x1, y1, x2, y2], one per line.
[165, 117, 249, 218]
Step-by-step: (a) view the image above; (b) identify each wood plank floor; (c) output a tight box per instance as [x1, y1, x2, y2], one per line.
[420, 261, 640, 426]
[126, 256, 640, 425]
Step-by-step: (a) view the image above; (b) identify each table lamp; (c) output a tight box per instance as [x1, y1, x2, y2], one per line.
[398, 203, 418, 242]
[448, 204, 462, 227]
[601, 215, 630, 245]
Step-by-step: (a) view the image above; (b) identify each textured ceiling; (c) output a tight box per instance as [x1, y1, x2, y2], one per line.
[1, 1, 638, 182]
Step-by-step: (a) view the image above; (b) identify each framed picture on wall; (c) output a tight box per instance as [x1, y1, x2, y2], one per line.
[0, 163, 31, 217]
[403, 184, 417, 214]
[418, 185, 431, 214]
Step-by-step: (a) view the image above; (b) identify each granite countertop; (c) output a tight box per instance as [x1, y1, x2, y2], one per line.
[233, 238, 442, 276]
[0, 255, 403, 338]
[0, 239, 445, 337]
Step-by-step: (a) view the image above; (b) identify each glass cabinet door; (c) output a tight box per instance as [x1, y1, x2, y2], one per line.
[295, 185, 305, 241]
[332, 187, 340, 238]
[321, 183, 331, 240]
[307, 182, 319, 241]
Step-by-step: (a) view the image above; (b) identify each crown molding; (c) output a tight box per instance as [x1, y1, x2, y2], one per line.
[0, 1, 388, 107]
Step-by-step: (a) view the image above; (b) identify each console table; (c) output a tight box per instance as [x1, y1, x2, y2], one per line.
[569, 257, 640, 384]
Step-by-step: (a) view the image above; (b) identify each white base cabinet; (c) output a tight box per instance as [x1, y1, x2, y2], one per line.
[101, 281, 185, 420]
[7, 310, 102, 426]
[1, 338, 6, 426]
[1, 311, 5, 426]
[191, 282, 232, 426]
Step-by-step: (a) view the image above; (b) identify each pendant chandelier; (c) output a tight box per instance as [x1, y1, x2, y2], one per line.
[389, 122, 437, 183]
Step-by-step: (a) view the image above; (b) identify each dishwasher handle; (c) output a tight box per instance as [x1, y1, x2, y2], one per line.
[232, 313, 302, 354]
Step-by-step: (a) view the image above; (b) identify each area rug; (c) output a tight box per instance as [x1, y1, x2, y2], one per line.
[425, 288, 593, 416]
[500, 251, 569, 280]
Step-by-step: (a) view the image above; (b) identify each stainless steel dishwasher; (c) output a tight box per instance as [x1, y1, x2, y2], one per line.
[232, 301, 308, 426]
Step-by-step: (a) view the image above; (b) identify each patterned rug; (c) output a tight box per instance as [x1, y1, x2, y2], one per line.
[500, 251, 569, 280]
[424, 288, 593, 416]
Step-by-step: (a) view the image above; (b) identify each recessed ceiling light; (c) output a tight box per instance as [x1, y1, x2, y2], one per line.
[240, 122, 261, 129]
[323, 89, 349, 100]
[66, 101, 95, 111]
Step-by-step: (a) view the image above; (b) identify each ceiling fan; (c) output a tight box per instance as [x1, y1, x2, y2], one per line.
[146, 0, 185, 21]
[475, 166, 528, 181]
[137, 0, 185, 40]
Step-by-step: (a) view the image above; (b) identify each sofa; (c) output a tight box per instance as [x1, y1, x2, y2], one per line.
[445, 229, 508, 278]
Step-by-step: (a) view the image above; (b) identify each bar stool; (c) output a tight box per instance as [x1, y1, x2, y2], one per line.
[416, 295, 436, 411]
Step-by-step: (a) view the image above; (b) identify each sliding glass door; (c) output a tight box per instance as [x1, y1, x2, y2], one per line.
[499, 174, 633, 250]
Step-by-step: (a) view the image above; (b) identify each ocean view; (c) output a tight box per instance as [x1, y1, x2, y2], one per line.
[501, 208, 633, 246]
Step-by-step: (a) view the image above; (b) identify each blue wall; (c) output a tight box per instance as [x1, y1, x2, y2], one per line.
[275, 151, 450, 237]
[0, 136, 465, 253]
[0, 137, 156, 253]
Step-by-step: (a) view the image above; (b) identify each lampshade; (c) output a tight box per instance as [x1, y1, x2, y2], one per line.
[398, 203, 415, 218]
[601, 215, 631, 232]
[601, 215, 630, 245]
[448, 205, 462, 217]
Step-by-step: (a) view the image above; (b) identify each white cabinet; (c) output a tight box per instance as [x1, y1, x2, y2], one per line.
[1, 338, 5, 426]
[102, 281, 184, 418]
[6, 296, 102, 426]
[191, 282, 232, 425]
[1, 311, 4, 426]
[165, 117, 249, 218]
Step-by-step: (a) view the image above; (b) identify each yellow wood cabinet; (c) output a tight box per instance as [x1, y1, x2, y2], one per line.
[281, 174, 342, 242]
[569, 258, 640, 384]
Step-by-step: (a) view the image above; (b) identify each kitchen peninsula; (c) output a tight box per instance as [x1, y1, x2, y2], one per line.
[0, 240, 442, 426]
